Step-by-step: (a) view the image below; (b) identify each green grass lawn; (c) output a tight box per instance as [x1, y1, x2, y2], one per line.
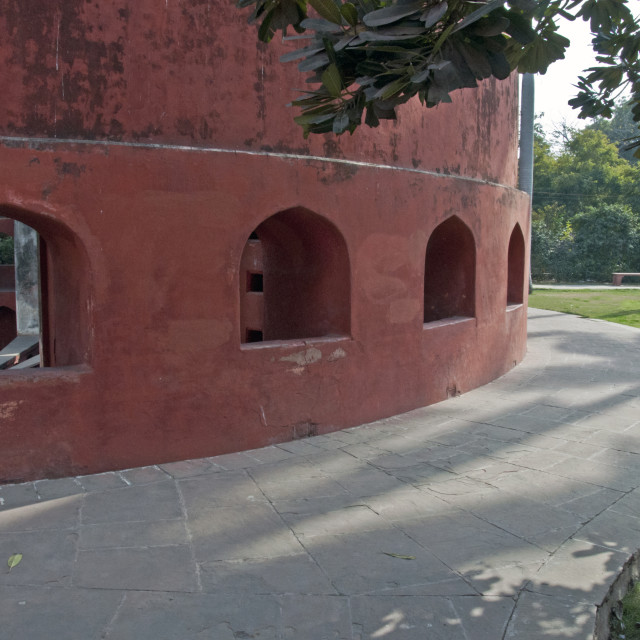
[611, 581, 640, 640]
[529, 289, 640, 329]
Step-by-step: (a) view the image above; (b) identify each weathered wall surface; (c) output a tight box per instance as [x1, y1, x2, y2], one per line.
[0, 0, 518, 182]
[0, 0, 529, 482]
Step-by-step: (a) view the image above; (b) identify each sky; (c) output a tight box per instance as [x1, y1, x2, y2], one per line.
[534, 1, 640, 136]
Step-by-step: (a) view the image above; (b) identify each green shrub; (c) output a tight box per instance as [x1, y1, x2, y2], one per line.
[531, 204, 640, 282]
[0, 233, 13, 265]
[531, 218, 578, 281]
[571, 204, 640, 281]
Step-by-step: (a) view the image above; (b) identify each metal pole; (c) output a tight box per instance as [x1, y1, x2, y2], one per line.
[518, 73, 535, 293]
[13, 221, 41, 336]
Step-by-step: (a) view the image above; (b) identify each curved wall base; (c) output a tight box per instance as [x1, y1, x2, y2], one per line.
[0, 141, 529, 482]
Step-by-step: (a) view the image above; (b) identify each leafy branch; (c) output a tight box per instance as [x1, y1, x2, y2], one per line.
[569, 3, 640, 152]
[237, 0, 639, 141]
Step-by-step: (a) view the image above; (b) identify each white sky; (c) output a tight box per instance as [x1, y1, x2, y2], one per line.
[534, 1, 640, 135]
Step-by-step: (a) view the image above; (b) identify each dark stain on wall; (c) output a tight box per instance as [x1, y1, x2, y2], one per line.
[54, 158, 86, 178]
[2, 0, 128, 139]
[0, 0, 519, 179]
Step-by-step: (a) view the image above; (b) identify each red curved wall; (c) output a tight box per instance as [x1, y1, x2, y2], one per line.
[0, 0, 530, 482]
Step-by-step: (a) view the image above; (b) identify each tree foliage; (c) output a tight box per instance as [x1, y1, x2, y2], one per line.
[533, 127, 640, 215]
[237, 0, 639, 138]
[571, 204, 640, 280]
[531, 124, 640, 281]
[586, 100, 640, 162]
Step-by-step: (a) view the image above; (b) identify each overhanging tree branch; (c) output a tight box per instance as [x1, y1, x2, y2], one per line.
[237, 0, 639, 144]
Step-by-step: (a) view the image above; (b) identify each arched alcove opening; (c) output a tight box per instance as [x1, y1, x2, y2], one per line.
[507, 223, 526, 306]
[240, 207, 351, 343]
[424, 216, 476, 323]
[0, 205, 92, 370]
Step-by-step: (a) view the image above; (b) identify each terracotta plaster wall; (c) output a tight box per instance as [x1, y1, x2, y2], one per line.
[0, 0, 518, 184]
[0, 144, 529, 481]
[0, 0, 529, 482]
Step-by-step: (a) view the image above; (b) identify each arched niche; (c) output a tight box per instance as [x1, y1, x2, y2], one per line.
[0, 204, 92, 369]
[240, 207, 351, 343]
[507, 223, 526, 306]
[424, 215, 476, 323]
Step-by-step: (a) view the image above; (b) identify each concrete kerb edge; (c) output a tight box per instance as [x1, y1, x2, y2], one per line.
[594, 548, 640, 639]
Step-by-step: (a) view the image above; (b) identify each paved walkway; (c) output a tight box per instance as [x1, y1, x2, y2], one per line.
[1, 308, 640, 639]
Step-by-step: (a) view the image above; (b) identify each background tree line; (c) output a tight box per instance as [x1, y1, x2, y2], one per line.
[532, 100, 640, 282]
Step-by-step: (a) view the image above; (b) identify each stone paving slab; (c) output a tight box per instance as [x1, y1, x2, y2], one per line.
[0, 586, 124, 640]
[0, 307, 640, 639]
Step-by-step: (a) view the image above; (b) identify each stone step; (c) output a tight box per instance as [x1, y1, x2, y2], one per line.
[0, 334, 40, 369]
